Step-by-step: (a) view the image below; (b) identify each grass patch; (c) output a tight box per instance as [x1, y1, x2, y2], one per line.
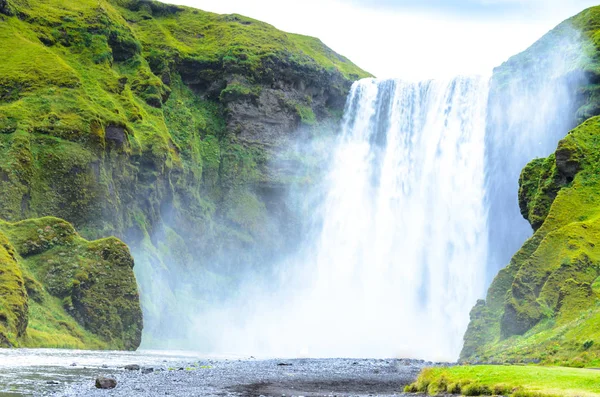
[407, 365, 600, 397]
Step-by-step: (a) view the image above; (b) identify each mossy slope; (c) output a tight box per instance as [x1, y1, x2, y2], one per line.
[462, 116, 600, 367]
[0, 231, 28, 346]
[462, 5, 600, 367]
[0, 217, 142, 349]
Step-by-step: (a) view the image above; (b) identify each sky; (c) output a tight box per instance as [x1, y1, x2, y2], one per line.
[162, 0, 600, 79]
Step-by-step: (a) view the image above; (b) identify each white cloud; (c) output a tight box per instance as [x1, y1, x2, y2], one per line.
[161, 0, 597, 79]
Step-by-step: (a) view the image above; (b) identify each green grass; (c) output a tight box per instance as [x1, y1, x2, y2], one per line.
[407, 365, 600, 397]
[114, 2, 370, 80]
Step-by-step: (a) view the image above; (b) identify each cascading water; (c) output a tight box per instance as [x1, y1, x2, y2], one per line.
[135, 25, 589, 362]
[290, 77, 490, 360]
[484, 29, 587, 279]
[198, 77, 490, 361]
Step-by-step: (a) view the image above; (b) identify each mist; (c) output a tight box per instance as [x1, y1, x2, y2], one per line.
[485, 26, 589, 280]
[129, 17, 591, 363]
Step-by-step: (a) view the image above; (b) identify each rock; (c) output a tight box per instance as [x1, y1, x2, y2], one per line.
[141, 367, 154, 374]
[0, 0, 13, 16]
[105, 125, 127, 147]
[277, 363, 292, 366]
[70, 363, 77, 367]
[95, 376, 117, 389]
[124, 364, 141, 371]
[46, 380, 60, 385]
[102, 364, 108, 368]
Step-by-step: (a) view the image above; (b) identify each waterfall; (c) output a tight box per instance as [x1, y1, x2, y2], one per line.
[294, 77, 490, 360]
[484, 29, 586, 279]
[199, 77, 490, 361]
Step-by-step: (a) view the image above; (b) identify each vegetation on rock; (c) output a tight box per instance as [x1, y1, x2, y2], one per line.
[462, 6, 600, 367]
[0, 0, 368, 346]
[0, 217, 142, 349]
[463, 116, 600, 367]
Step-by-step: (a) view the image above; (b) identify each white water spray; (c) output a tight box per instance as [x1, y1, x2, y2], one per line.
[200, 77, 489, 361]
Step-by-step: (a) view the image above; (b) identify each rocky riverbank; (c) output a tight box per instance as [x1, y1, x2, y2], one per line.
[46, 357, 434, 397]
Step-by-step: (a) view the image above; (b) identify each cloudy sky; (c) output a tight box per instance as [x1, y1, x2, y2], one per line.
[163, 0, 599, 79]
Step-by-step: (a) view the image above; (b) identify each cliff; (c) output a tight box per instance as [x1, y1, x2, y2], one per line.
[462, 6, 600, 367]
[0, 0, 369, 347]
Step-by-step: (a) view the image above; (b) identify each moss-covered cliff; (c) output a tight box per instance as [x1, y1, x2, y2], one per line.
[0, 0, 369, 346]
[462, 6, 600, 367]
[0, 217, 142, 349]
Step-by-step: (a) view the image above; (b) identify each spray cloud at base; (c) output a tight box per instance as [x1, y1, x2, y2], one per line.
[133, 77, 488, 361]
[191, 77, 489, 361]
[129, 26, 590, 361]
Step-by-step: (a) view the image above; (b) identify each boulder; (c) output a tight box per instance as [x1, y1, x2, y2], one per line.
[95, 377, 117, 389]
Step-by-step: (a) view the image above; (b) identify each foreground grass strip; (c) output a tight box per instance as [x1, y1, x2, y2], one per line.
[405, 365, 600, 396]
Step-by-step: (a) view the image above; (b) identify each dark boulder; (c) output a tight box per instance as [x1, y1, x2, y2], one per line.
[95, 377, 117, 389]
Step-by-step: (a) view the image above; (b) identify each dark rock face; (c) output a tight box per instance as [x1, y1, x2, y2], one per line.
[181, 62, 352, 147]
[226, 88, 299, 143]
[0, 0, 12, 16]
[95, 376, 117, 389]
[124, 364, 141, 371]
[107, 31, 141, 62]
[105, 125, 127, 147]
[227, 76, 347, 144]
[555, 136, 583, 182]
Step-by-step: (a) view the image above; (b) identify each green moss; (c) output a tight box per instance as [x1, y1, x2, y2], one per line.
[111, 1, 370, 80]
[294, 103, 317, 126]
[0, 231, 28, 346]
[219, 82, 261, 103]
[518, 156, 562, 231]
[463, 116, 600, 366]
[0, 217, 142, 350]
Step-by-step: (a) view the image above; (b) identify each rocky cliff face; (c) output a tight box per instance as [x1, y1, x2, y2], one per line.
[0, 0, 368, 347]
[462, 6, 600, 366]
